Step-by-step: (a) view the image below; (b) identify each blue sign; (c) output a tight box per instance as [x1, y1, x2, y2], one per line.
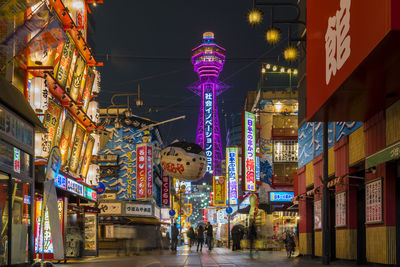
[54, 174, 67, 190]
[269, 192, 294, 202]
[95, 182, 106, 195]
[169, 209, 176, 216]
[226, 206, 233, 214]
[204, 90, 213, 173]
[255, 156, 260, 181]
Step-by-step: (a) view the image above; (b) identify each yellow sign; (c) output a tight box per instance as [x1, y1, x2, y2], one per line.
[213, 176, 226, 206]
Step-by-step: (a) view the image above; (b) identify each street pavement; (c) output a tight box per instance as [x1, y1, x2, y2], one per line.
[55, 247, 369, 267]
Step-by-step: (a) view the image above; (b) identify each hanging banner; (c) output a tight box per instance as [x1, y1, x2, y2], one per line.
[69, 124, 85, 173]
[146, 145, 153, 198]
[81, 136, 94, 178]
[162, 172, 170, 207]
[213, 176, 226, 206]
[42, 99, 62, 156]
[55, 35, 75, 88]
[136, 144, 147, 200]
[365, 178, 382, 224]
[226, 147, 238, 205]
[59, 114, 74, 167]
[81, 67, 95, 111]
[69, 54, 86, 101]
[335, 191, 347, 227]
[242, 111, 256, 191]
[65, 49, 78, 92]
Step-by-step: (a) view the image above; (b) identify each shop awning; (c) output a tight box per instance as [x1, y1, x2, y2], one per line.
[0, 76, 45, 131]
[126, 217, 167, 225]
[366, 140, 400, 169]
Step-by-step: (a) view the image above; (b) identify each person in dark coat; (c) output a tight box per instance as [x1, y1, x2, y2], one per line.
[171, 223, 179, 251]
[205, 222, 213, 251]
[248, 220, 257, 257]
[187, 227, 196, 249]
[231, 226, 240, 251]
[196, 225, 204, 252]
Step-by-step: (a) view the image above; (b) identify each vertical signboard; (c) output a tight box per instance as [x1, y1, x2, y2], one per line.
[146, 145, 153, 198]
[213, 176, 226, 206]
[55, 36, 75, 88]
[242, 111, 256, 191]
[125, 151, 135, 200]
[226, 147, 238, 205]
[204, 88, 213, 173]
[80, 136, 94, 178]
[69, 124, 85, 172]
[314, 200, 322, 230]
[13, 147, 20, 173]
[69, 54, 86, 101]
[256, 156, 260, 181]
[81, 67, 95, 111]
[365, 178, 382, 224]
[136, 144, 147, 200]
[59, 114, 74, 167]
[41, 99, 62, 157]
[335, 191, 346, 227]
[161, 172, 170, 207]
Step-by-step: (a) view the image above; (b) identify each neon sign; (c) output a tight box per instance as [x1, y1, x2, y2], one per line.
[146, 146, 153, 198]
[242, 111, 256, 191]
[67, 178, 84, 196]
[256, 156, 260, 181]
[136, 144, 147, 200]
[269, 191, 294, 202]
[226, 147, 238, 205]
[84, 187, 97, 201]
[204, 90, 213, 173]
[13, 147, 20, 173]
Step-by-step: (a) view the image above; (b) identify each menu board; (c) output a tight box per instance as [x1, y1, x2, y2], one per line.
[366, 178, 382, 224]
[314, 200, 322, 230]
[335, 191, 346, 227]
[84, 214, 97, 251]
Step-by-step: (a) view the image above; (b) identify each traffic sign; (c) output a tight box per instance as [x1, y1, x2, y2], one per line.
[169, 209, 176, 216]
[226, 206, 233, 214]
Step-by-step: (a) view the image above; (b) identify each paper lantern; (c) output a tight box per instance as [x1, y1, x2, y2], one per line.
[29, 77, 49, 112]
[161, 141, 206, 181]
[92, 70, 101, 94]
[86, 164, 100, 185]
[91, 133, 100, 155]
[34, 132, 50, 158]
[87, 101, 99, 123]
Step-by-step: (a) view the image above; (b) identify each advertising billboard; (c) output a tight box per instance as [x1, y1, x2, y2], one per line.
[242, 111, 256, 191]
[226, 147, 238, 205]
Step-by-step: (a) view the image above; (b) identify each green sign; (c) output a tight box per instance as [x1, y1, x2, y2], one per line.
[366, 141, 400, 169]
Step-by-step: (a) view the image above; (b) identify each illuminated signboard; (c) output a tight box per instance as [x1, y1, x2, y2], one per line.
[84, 187, 97, 201]
[242, 111, 256, 191]
[213, 176, 226, 206]
[161, 172, 170, 206]
[226, 147, 238, 205]
[13, 147, 20, 173]
[146, 146, 153, 198]
[54, 174, 67, 190]
[34, 198, 63, 254]
[256, 156, 260, 181]
[136, 144, 147, 200]
[204, 90, 213, 173]
[67, 178, 84, 196]
[269, 192, 294, 202]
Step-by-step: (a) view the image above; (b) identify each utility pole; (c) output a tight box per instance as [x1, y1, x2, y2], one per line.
[322, 121, 330, 265]
[227, 174, 231, 249]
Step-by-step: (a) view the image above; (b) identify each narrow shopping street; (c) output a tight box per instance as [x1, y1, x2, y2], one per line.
[55, 247, 368, 267]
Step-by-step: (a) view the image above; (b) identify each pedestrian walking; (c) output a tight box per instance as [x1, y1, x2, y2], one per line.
[231, 225, 241, 251]
[248, 220, 257, 258]
[196, 225, 204, 252]
[205, 222, 213, 251]
[171, 223, 179, 251]
[187, 226, 196, 249]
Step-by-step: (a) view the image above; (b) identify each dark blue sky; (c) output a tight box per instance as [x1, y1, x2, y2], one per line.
[93, 0, 295, 146]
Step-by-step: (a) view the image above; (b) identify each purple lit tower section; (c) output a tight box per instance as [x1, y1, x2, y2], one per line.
[189, 32, 229, 176]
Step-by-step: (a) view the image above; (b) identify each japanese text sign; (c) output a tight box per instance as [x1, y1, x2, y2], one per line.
[226, 147, 238, 205]
[125, 203, 152, 216]
[213, 176, 226, 206]
[146, 146, 153, 198]
[136, 144, 147, 200]
[204, 90, 213, 173]
[269, 192, 294, 202]
[161, 172, 170, 207]
[242, 111, 256, 191]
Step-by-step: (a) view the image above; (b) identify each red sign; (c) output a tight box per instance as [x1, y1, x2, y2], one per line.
[307, 0, 398, 121]
[136, 144, 147, 200]
[146, 146, 153, 198]
[161, 172, 170, 207]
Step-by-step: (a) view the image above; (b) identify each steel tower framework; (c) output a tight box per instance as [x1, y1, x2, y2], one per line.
[189, 32, 229, 176]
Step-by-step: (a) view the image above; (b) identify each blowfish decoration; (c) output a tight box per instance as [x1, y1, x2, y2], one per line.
[160, 141, 207, 181]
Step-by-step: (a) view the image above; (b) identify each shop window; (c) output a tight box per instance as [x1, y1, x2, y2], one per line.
[0, 172, 9, 266]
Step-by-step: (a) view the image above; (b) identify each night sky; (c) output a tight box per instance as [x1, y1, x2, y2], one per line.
[93, 0, 295, 146]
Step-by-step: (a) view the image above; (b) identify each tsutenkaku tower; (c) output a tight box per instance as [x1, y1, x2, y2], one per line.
[189, 32, 229, 176]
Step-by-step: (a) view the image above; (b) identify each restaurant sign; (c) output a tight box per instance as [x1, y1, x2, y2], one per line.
[242, 111, 256, 191]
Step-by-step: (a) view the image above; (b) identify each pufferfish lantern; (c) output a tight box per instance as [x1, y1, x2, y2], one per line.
[161, 141, 207, 181]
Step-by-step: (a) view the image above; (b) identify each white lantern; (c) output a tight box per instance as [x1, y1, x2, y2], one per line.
[29, 77, 49, 112]
[92, 70, 101, 94]
[86, 164, 100, 186]
[91, 132, 100, 155]
[87, 101, 99, 123]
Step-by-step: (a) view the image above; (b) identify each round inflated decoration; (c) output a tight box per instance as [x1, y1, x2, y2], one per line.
[160, 141, 206, 181]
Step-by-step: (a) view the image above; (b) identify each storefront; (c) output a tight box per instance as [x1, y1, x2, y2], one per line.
[34, 172, 98, 260]
[0, 80, 44, 266]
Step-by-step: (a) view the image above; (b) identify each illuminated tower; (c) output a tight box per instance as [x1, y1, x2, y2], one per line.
[189, 32, 229, 176]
